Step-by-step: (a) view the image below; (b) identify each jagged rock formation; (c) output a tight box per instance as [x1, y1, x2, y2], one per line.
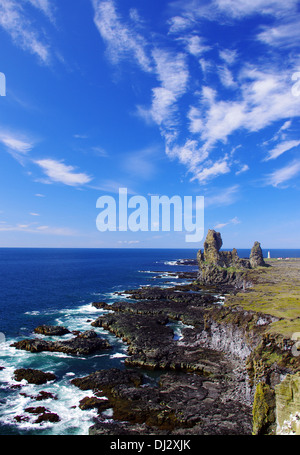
[197, 230, 266, 288]
[14, 368, 57, 385]
[250, 241, 266, 268]
[34, 325, 70, 336]
[11, 330, 111, 355]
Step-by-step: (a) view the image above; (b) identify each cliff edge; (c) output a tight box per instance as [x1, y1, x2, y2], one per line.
[196, 230, 300, 434]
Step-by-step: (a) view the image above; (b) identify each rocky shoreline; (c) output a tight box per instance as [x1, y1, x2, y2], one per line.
[6, 230, 300, 435]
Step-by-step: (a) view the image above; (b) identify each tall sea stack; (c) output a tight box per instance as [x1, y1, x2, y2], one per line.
[197, 230, 267, 288]
[250, 241, 265, 268]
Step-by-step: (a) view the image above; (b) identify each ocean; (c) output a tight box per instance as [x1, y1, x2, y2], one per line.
[0, 247, 299, 435]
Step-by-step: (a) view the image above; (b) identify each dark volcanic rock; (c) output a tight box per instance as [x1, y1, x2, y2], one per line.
[25, 406, 49, 414]
[14, 415, 30, 423]
[11, 330, 111, 355]
[34, 412, 60, 423]
[92, 307, 233, 376]
[79, 396, 111, 412]
[20, 390, 58, 401]
[34, 325, 70, 336]
[89, 421, 167, 435]
[195, 229, 269, 288]
[90, 285, 231, 374]
[120, 286, 218, 306]
[250, 241, 266, 268]
[203, 229, 223, 264]
[36, 391, 58, 401]
[19, 405, 61, 423]
[14, 368, 56, 385]
[92, 302, 108, 309]
[71, 368, 143, 392]
[78, 369, 252, 434]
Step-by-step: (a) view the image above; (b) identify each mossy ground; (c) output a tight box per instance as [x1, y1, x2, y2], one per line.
[225, 259, 300, 338]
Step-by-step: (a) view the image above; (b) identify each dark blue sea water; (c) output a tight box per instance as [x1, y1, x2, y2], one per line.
[0, 247, 299, 435]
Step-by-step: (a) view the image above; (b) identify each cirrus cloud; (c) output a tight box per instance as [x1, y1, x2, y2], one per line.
[35, 159, 92, 186]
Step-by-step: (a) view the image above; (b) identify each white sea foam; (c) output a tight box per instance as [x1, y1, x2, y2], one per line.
[0, 371, 103, 435]
[109, 352, 128, 359]
[163, 260, 178, 265]
[138, 270, 156, 274]
[102, 408, 113, 418]
[0, 284, 142, 434]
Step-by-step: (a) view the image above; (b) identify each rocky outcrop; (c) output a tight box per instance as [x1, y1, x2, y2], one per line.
[14, 368, 56, 385]
[34, 325, 70, 336]
[11, 330, 111, 355]
[197, 230, 267, 288]
[79, 396, 111, 412]
[71, 368, 143, 392]
[72, 368, 252, 434]
[250, 241, 266, 268]
[203, 229, 223, 264]
[82, 286, 269, 434]
[84, 260, 300, 436]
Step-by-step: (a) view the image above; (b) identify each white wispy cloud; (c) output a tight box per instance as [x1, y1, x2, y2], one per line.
[170, 0, 298, 23]
[191, 157, 230, 183]
[92, 0, 152, 72]
[35, 159, 92, 186]
[149, 49, 189, 127]
[167, 15, 193, 34]
[0, 222, 77, 236]
[165, 139, 209, 176]
[92, 0, 300, 187]
[189, 65, 300, 153]
[235, 164, 249, 175]
[214, 216, 241, 229]
[218, 65, 236, 88]
[0, 129, 35, 165]
[219, 49, 238, 65]
[27, 0, 54, 19]
[264, 140, 300, 161]
[214, 0, 298, 18]
[121, 145, 160, 180]
[0, 0, 52, 64]
[89, 180, 136, 195]
[183, 35, 211, 56]
[205, 185, 240, 207]
[257, 19, 300, 48]
[265, 160, 300, 187]
[0, 131, 34, 154]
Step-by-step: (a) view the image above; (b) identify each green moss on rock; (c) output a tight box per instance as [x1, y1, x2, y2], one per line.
[275, 372, 300, 435]
[252, 382, 276, 435]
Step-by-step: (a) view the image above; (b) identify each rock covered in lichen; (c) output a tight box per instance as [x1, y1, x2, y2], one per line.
[196, 230, 267, 288]
[250, 241, 265, 268]
[203, 229, 223, 264]
[252, 382, 276, 435]
[275, 372, 300, 435]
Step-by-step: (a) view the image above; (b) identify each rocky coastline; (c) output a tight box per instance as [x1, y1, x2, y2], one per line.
[7, 230, 300, 435]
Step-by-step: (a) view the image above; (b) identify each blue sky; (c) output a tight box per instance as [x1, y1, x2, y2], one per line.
[0, 0, 300, 248]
